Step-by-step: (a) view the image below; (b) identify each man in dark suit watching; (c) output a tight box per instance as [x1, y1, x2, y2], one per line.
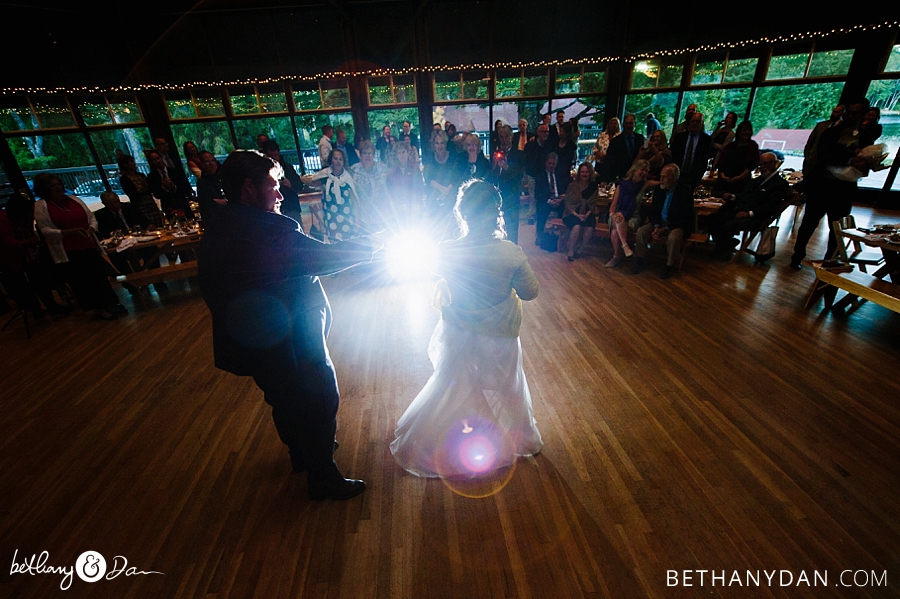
[605, 113, 644, 181]
[708, 152, 791, 259]
[146, 149, 193, 216]
[524, 123, 552, 178]
[96, 191, 150, 240]
[670, 112, 712, 189]
[532, 152, 563, 247]
[398, 120, 419, 151]
[632, 164, 694, 279]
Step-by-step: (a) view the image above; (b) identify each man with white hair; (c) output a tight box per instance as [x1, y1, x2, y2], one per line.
[632, 163, 694, 279]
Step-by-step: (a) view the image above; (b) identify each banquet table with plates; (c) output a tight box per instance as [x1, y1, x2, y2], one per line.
[102, 226, 202, 287]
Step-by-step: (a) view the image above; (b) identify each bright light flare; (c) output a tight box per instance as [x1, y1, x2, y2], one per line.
[384, 230, 439, 280]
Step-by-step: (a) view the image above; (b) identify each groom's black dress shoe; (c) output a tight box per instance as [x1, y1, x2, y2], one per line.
[308, 478, 366, 501]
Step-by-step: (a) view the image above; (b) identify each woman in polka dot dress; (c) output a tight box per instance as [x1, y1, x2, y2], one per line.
[302, 148, 362, 242]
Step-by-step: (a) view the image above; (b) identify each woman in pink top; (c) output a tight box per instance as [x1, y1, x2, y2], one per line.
[33, 173, 124, 320]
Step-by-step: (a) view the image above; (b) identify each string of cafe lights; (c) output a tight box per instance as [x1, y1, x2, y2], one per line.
[1, 19, 896, 96]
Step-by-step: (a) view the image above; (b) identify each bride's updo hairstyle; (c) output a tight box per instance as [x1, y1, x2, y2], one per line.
[453, 179, 506, 239]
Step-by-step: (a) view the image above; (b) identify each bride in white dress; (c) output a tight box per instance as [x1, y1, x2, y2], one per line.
[390, 179, 543, 478]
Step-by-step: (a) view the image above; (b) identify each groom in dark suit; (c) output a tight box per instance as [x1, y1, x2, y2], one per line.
[198, 150, 376, 501]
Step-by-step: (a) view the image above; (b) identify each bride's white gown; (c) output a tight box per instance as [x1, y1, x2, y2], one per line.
[390, 238, 543, 478]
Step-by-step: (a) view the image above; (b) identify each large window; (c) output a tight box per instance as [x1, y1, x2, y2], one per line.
[682, 88, 751, 128]
[766, 46, 854, 81]
[624, 92, 679, 137]
[10, 132, 99, 196]
[75, 94, 143, 126]
[433, 71, 489, 102]
[631, 58, 684, 90]
[495, 69, 548, 99]
[367, 75, 416, 106]
[692, 53, 758, 86]
[293, 79, 352, 111]
[165, 90, 226, 119]
[555, 67, 607, 95]
[89, 127, 153, 193]
[171, 121, 234, 157]
[294, 112, 353, 172]
[229, 85, 288, 115]
[864, 78, 900, 190]
[750, 82, 844, 169]
[368, 107, 419, 146]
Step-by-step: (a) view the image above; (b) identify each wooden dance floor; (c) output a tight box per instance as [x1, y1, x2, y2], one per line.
[2, 206, 899, 598]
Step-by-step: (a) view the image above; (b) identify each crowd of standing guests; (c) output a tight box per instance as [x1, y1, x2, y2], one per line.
[2, 100, 884, 321]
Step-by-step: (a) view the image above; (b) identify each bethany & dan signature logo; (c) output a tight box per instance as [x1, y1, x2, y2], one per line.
[10, 549, 164, 590]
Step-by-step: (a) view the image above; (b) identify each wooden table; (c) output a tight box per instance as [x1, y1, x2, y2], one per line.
[104, 230, 202, 287]
[840, 226, 900, 283]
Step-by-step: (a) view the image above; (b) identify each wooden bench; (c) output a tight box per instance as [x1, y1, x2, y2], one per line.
[114, 262, 199, 288]
[804, 261, 900, 314]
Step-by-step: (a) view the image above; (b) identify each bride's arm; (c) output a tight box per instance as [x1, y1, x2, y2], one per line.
[511, 252, 539, 301]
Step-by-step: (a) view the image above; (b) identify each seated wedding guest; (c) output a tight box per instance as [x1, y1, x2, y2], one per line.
[95, 191, 151, 239]
[302, 148, 362, 241]
[459, 133, 491, 180]
[562, 163, 600, 262]
[533, 153, 563, 248]
[709, 112, 738, 161]
[118, 153, 164, 227]
[708, 152, 791, 260]
[183, 141, 202, 178]
[334, 128, 359, 167]
[385, 140, 425, 230]
[261, 140, 304, 222]
[637, 130, 672, 181]
[0, 192, 69, 317]
[256, 133, 269, 150]
[714, 120, 759, 195]
[606, 159, 650, 268]
[349, 140, 389, 230]
[376, 125, 396, 162]
[592, 117, 620, 181]
[32, 173, 125, 320]
[632, 164, 694, 279]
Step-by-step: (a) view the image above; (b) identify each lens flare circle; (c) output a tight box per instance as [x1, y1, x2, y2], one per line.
[433, 416, 517, 498]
